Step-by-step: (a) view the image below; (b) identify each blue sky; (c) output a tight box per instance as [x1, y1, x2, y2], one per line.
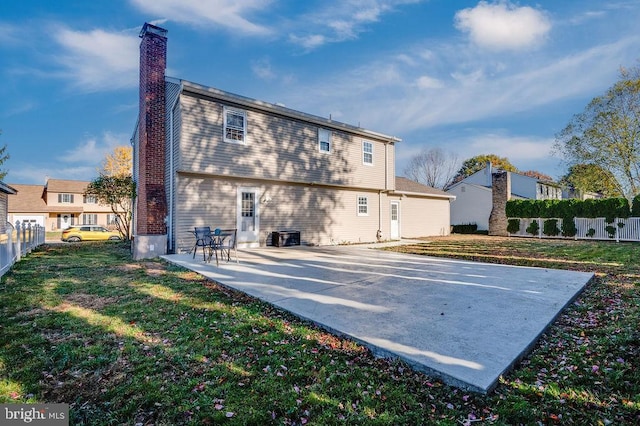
[1, 0, 639, 185]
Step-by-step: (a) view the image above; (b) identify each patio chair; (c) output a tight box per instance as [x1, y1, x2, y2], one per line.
[192, 226, 213, 261]
[210, 228, 238, 266]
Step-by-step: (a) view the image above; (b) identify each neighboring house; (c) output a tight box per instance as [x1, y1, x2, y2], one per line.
[8, 179, 120, 231]
[131, 23, 455, 258]
[446, 163, 562, 231]
[0, 181, 18, 233]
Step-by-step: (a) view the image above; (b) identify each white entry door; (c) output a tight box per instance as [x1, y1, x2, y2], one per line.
[390, 201, 400, 240]
[237, 187, 260, 247]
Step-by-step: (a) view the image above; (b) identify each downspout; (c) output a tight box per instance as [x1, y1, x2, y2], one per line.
[168, 82, 182, 253]
[377, 142, 389, 242]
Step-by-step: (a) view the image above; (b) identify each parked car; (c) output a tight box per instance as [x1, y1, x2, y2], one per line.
[61, 225, 121, 242]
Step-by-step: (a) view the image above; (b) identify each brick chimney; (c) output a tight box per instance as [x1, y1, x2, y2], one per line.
[488, 171, 511, 236]
[133, 22, 168, 259]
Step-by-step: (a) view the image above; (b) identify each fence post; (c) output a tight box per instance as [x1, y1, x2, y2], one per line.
[15, 220, 22, 261]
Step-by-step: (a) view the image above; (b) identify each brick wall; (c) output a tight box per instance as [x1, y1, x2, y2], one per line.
[137, 23, 168, 235]
[489, 171, 510, 236]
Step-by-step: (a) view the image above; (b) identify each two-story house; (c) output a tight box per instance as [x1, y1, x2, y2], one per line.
[8, 179, 120, 231]
[446, 162, 562, 231]
[131, 23, 454, 259]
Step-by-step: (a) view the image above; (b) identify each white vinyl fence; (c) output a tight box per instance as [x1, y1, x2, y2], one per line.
[508, 217, 640, 242]
[0, 221, 46, 278]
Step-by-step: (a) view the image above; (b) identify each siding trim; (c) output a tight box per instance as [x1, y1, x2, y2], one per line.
[177, 170, 394, 193]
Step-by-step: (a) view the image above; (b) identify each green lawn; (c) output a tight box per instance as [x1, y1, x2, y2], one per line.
[0, 237, 638, 425]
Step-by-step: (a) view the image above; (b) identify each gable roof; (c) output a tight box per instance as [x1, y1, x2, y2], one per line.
[394, 177, 455, 199]
[175, 79, 402, 145]
[45, 179, 89, 193]
[7, 184, 46, 213]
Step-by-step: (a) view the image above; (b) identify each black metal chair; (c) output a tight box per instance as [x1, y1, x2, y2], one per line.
[192, 227, 213, 261]
[210, 228, 238, 266]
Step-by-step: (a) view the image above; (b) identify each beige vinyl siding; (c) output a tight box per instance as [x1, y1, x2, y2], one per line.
[178, 92, 390, 190]
[399, 196, 451, 238]
[0, 194, 7, 233]
[174, 174, 385, 250]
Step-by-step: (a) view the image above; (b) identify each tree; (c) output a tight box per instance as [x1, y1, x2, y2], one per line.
[553, 66, 640, 201]
[521, 170, 553, 181]
[100, 146, 132, 177]
[403, 147, 459, 189]
[451, 154, 518, 183]
[85, 175, 136, 241]
[86, 146, 136, 240]
[559, 164, 623, 198]
[0, 130, 10, 181]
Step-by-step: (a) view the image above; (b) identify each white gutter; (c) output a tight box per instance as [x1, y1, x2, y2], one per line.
[168, 81, 182, 252]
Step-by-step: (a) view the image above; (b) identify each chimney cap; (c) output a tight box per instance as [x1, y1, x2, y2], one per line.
[140, 22, 168, 38]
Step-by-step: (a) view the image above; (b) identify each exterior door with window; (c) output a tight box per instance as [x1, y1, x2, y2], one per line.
[237, 187, 260, 247]
[390, 202, 400, 240]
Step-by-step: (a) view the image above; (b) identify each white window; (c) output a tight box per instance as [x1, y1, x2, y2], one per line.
[58, 193, 74, 203]
[84, 195, 97, 204]
[357, 196, 369, 216]
[82, 214, 98, 225]
[107, 214, 119, 225]
[224, 107, 246, 144]
[318, 128, 331, 153]
[362, 141, 373, 165]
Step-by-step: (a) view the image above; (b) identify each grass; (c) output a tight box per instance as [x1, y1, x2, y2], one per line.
[0, 237, 638, 425]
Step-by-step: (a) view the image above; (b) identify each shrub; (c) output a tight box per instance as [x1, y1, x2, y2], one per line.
[633, 194, 640, 216]
[452, 223, 478, 234]
[586, 228, 596, 237]
[526, 220, 540, 236]
[507, 219, 521, 234]
[543, 219, 560, 237]
[561, 217, 577, 237]
[605, 225, 617, 238]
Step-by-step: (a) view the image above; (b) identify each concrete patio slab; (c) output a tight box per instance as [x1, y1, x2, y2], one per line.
[162, 245, 594, 393]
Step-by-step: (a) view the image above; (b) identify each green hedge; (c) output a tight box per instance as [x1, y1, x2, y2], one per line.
[507, 198, 631, 222]
[633, 194, 640, 216]
[452, 223, 478, 234]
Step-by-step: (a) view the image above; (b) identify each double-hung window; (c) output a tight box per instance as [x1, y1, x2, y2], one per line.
[224, 107, 246, 144]
[318, 128, 331, 153]
[84, 195, 97, 204]
[58, 193, 74, 203]
[357, 196, 369, 216]
[82, 214, 98, 225]
[362, 141, 373, 165]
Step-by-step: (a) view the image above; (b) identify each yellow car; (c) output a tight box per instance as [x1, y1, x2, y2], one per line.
[61, 225, 122, 242]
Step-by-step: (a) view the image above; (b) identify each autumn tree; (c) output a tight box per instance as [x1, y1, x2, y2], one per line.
[0, 130, 10, 181]
[85, 175, 135, 241]
[553, 66, 640, 201]
[559, 164, 623, 198]
[451, 154, 518, 184]
[403, 147, 459, 189]
[521, 170, 553, 182]
[86, 146, 136, 240]
[99, 145, 132, 177]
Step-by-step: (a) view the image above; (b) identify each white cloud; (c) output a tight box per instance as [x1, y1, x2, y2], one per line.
[59, 132, 128, 165]
[288, 34, 327, 51]
[416, 75, 444, 89]
[52, 27, 139, 92]
[0, 22, 21, 46]
[251, 58, 276, 81]
[454, 1, 551, 51]
[463, 133, 554, 161]
[288, 0, 423, 49]
[129, 0, 273, 36]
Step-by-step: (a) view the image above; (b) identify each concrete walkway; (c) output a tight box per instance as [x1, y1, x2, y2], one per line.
[162, 244, 593, 393]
